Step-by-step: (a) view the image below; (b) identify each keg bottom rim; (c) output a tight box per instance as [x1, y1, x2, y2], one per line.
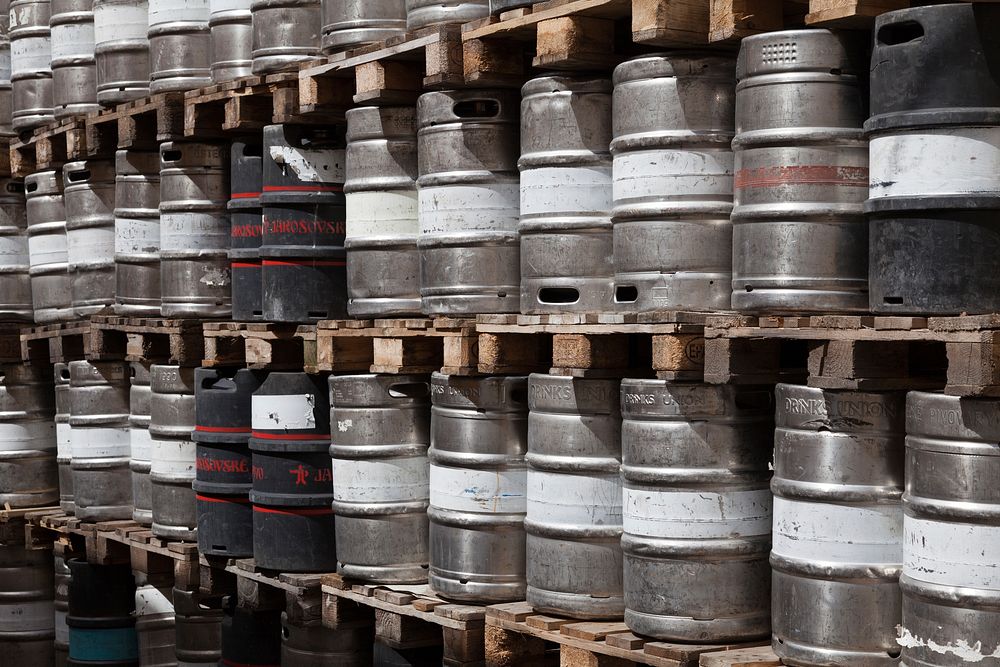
[625, 608, 771, 644]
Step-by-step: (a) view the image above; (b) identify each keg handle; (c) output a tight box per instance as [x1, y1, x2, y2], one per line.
[387, 382, 430, 399]
[161, 149, 183, 163]
[452, 99, 502, 119]
[201, 375, 237, 391]
[876, 19, 924, 47]
[66, 168, 92, 182]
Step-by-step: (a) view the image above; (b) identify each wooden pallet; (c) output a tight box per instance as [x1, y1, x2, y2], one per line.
[708, 0, 910, 42]
[9, 118, 87, 177]
[699, 647, 781, 667]
[183, 71, 319, 136]
[89, 315, 211, 365]
[83, 92, 186, 159]
[202, 322, 318, 370]
[485, 602, 770, 667]
[20, 321, 94, 364]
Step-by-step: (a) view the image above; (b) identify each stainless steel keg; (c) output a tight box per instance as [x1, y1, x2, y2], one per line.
[209, 0, 251, 81]
[53, 547, 69, 664]
[320, 0, 405, 53]
[63, 160, 115, 317]
[732, 30, 868, 313]
[114, 150, 161, 316]
[49, 0, 98, 119]
[129, 362, 152, 526]
[147, 0, 211, 92]
[404, 0, 486, 30]
[772, 384, 905, 665]
[428, 373, 528, 603]
[25, 169, 72, 324]
[417, 89, 520, 315]
[620, 380, 773, 642]
[611, 54, 736, 312]
[0, 538, 55, 666]
[159, 141, 231, 317]
[93, 0, 149, 104]
[10, 0, 54, 131]
[0, 10, 13, 137]
[55, 362, 73, 514]
[0, 177, 32, 322]
[526, 374, 623, 619]
[0, 363, 57, 509]
[133, 577, 176, 667]
[520, 75, 613, 314]
[150, 364, 197, 540]
[345, 106, 420, 317]
[249, 0, 320, 74]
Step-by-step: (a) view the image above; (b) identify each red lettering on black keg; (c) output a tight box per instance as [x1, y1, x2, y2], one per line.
[252, 465, 265, 480]
[231, 223, 263, 238]
[313, 468, 332, 483]
[196, 458, 249, 474]
[263, 218, 346, 236]
[290, 464, 310, 486]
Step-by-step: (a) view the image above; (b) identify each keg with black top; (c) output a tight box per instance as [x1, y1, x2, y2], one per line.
[220, 600, 281, 667]
[0, 532, 55, 666]
[193, 367, 263, 558]
[114, 149, 161, 316]
[260, 124, 347, 322]
[66, 559, 138, 666]
[0, 362, 57, 509]
[0, 176, 32, 322]
[229, 138, 263, 321]
[250, 372, 335, 572]
[64, 159, 116, 317]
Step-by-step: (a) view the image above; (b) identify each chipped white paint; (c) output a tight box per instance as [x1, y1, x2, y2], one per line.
[130, 426, 152, 463]
[418, 182, 520, 234]
[526, 468, 622, 527]
[904, 515, 1000, 589]
[429, 463, 526, 514]
[335, 419, 353, 432]
[251, 393, 316, 431]
[774, 496, 902, 563]
[94, 0, 148, 46]
[198, 266, 230, 287]
[268, 147, 345, 183]
[613, 148, 733, 214]
[150, 437, 195, 476]
[520, 165, 612, 220]
[898, 625, 1000, 663]
[624, 485, 771, 539]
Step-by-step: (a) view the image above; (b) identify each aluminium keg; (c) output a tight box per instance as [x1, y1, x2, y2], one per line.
[229, 139, 262, 321]
[772, 384, 905, 664]
[520, 75, 613, 314]
[281, 613, 372, 666]
[417, 89, 520, 315]
[901, 392, 1000, 666]
[54, 548, 70, 665]
[208, 0, 251, 82]
[489, 0, 528, 13]
[526, 374, 623, 619]
[428, 373, 528, 603]
[260, 124, 347, 322]
[147, 0, 211, 93]
[0, 177, 31, 322]
[159, 141, 231, 317]
[55, 362, 73, 513]
[130, 362, 152, 526]
[249, 0, 319, 75]
[329, 374, 431, 583]
[732, 30, 869, 313]
[149, 364, 197, 540]
[0, 539, 55, 666]
[93, 0, 149, 105]
[133, 577, 175, 667]
[250, 372, 336, 573]
[0, 16, 12, 137]
[114, 150, 161, 316]
[0, 363, 57, 508]
[25, 169, 72, 324]
[10, 0, 54, 132]
[321, 0, 404, 53]
[404, 0, 486, 29]
[193, 367, 263, 558]
[344, 106, 421, 318]
[64, 160, 116, 317]
[49, 0, 98, 119]
[66, 559, 138, 666]
[611, 54, 736, 312]
[68, 360, 132, 522]
[172, 588, 222, 666]
[620, 381, 773, 642]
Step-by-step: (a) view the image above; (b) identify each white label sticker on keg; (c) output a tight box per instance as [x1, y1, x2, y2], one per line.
[251, 394, 316, 431]
[268, 147, 345, 183]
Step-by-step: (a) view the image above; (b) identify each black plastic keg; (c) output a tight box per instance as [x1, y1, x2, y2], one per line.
[221, 600, 282, 667]
[66, 560, 138, 666]
[230, 139, 263, 322]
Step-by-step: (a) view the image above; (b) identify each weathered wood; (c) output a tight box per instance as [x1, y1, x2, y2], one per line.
[708, 0, 784, 42]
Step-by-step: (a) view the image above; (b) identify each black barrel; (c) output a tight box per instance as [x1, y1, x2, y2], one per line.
[249, 372, 336, 572]
[260, 124, 348, 323]
[172, 588, 222, 666]
[66, 559, 138, 666]
[192, 367, 263, 558]
[374, 643, 444, 666]
[221, 601, 281, 667]
[230, 139, 263, 322]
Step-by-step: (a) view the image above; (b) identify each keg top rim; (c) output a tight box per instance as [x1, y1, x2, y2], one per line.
[736, 29, 864, 80]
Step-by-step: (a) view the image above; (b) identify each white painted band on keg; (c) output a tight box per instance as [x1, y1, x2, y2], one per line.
[0, 598, 54, 632]
[904, 515, 1000, 590]
[56, 423, 71, 456]
[772, 496, 902, 564]
[0, 50, 10, 81]
[10, 36, 51, 73]
[429, 463, 526, 514]
[870, 128, 1000, 199]
[115, 216, 161, 254]
[50, 23, 96, 59]
[331, 456, 429, 503]
[345, 191, 418, 238]
[209, 0, 251, 14]
[130, 427, 152, 463]
[94, 0, 149, 43]
[267, 147, 345, 183]
[520, 165, 612, 218]
[623, 486, 771, 539]
[27, 232, 69, 267]
[135, 584, 175, 615]
[525, 468, 623, 527]
[0, 235, 29, 262]
[160, 213, 229, 251]
[147, 0, 210, 25]
[418, 183, 520, 235]
[612, 148, 734, 207]
[0, 421, 55, 452]
[71, 426, 131, 459]
[149, 437, 196, 475]
[251, 393, 316, 430]
[67, 227, 115, 266]
[55, 609, 68, 644]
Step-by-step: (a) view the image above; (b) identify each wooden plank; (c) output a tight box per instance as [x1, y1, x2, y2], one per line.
[632, 0, 711, 46]
[699, 646, 780, 667]
[560, 621, 630, 641]
[462, 0, 630, 41]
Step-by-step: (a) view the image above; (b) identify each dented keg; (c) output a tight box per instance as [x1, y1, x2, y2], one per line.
[344, 106, 421, 317]
[208, 0, 251, 81]
[260, 124, 347, 322]
[526, 374, 623, 619]
[173, 588, 222, 666]
[901, 392, 1000, 666]
[26, 169, 72, 323]
[49, 0, 98, 119]
[249, 0, 320, 74]
[147, 0, 211, 92]
[54, 548, 70, 665]
[0, 363, 57, 508]
[772, 384, 904, 665]
[114, 150, 161, 316]
[55, 362, 73, 513]
[732, 30, 869, 313]
[281, 612, 372, 666]
[428, 373, 528, 603]
[404, 0, 486, 30]
[417, 89, 520, 315]
[329, 374, 431, 583]
[0, 538, 55, 666]
[159, 141, 231, 317]
[193, 367, 263, 558]
[133, 577, 175, 667]
[68, 360, 132, 522]
[64, 159, 116, 316]
[149, 364, 197, 540]
[93, 0, 149, 105]
[66, 559, 138, 666]
[229, 138, 262, 321]
[321, 0, 404, 53]
[520, 75, 613, 314]
[611, 54, 736, 312]
[129, 362, 152, 526]
[250, 372, 336, 573]
[0, 177, 32, 321]
[10, 0, 54, 131]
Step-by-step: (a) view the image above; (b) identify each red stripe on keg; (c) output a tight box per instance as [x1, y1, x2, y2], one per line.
[195, 425, 251, 433]
[252, 506, 334, 516]
[219, 660, 280, 667]
[251, 431, 331, 440]
[196, 494, 251, 504]
[261, 259, 346, 267]
[231, 262, 261, 269]
[734, 165, 869, 189]
[262, 185, 344, 193]
[231, 192, 261, 199]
